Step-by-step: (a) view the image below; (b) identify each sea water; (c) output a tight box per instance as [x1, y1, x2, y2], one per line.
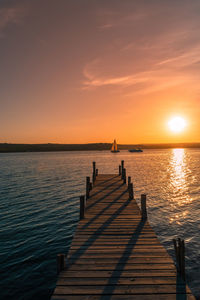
[0, 149, 199, 299]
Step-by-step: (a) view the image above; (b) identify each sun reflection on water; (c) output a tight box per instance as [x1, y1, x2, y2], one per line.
[170, 149, 186, 192]
[169, 149, 192, 224]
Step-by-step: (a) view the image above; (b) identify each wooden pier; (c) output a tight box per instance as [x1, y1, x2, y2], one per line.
[51, 164, 195, 299]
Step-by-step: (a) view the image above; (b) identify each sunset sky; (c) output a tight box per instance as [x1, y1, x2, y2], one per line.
[1, 0, 200, 144]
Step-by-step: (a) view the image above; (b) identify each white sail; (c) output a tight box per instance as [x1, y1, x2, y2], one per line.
[114, 139, 117, 151]
[111, 139, 118, 152]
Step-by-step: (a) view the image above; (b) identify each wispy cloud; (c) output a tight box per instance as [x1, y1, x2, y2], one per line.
[83, 19, 200, 95]
[83, 40, 200, 95]
[0, 5, 27, 37]
[83, 63, 149, 89]
[157, 45, 200, 68]
[97, 7, 151, 31]
[124, 73, 191, 97]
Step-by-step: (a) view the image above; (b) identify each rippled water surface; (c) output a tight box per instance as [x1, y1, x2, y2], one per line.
[0, 149, 200, 299]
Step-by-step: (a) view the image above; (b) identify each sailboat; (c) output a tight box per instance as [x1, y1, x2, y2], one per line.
[111, 139, 120, 153]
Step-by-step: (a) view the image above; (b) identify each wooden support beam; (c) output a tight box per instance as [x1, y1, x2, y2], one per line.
[173, 238, 185, 280]
[57, 254, 65, 274]
[121, 160, 124, 180]
[95, 168, 98, 176]
[121, 160, 124, 170]
[141, 194, 147, 220]
[180, 239, 185, 280]
[92, 161, 96, 174]
[123, 168, 126, 184]
[86, 177, 90, 199]
[128, 182, 134, 200]
[128, 176, 131, 185]
[119, 165, 121, 176]
[92, 162, 96, 183]
[80, 195, 85, 220]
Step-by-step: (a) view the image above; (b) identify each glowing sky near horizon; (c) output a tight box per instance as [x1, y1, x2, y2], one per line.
[0, 0, 200, 144]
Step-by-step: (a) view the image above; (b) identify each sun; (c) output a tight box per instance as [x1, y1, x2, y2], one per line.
[168, 116, 187, 133]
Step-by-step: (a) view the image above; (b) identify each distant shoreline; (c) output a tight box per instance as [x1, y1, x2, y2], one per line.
[0, 143, 200, 153]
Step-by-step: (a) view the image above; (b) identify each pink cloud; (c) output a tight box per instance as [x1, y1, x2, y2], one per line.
[82, 23, 200, 94]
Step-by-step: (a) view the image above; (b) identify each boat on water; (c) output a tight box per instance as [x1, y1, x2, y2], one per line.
[128, 148, 143, 153]
[111, 139, 120, 153]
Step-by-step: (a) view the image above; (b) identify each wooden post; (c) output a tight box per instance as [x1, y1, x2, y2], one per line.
[121, 168, 123, 180]
[92, 173, 96, 184]
[57, 254, 65, 274]
[128, 176, 131, 185]
[93, 161, 96, 174]
[173, 238, 185, 280]
[141, 194, 147, 220]
[180, 239, 185, 280]
[86, 176, 90, 199]
[119, 165, 121, 176]
[95, 169, 98, 176]
[178, 238, 182, 274]
[92, 162, 96, 183]
[123, 168, 126, 184]
[129, 182, 133, 199]
[89, 182, 92, 191]
[173, 239, 178, 267]
[80, 195, 85, 219]
[121, 160, 124, 179]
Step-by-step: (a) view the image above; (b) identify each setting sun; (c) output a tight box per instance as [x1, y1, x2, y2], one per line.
[168, 116, 187, 133]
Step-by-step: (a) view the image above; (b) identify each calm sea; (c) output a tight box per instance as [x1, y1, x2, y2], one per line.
[0, 149, 200, 299]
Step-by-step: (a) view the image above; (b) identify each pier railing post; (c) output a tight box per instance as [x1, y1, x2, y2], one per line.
[86, 176, 90, 199]
[128, 183, 134, 199]
[121, 160, 124, 179]
[57, 254, 65, 274]
[173, 238, 185, 280]
[92, 162, 96, 183]
[141, 194, 147, 220]
[128, 176, 131, 185]
[95, 169, 98, 176]
[119, 165, 121, 176]
[80, 195, 85, 219]
[123, 168, 126, 184]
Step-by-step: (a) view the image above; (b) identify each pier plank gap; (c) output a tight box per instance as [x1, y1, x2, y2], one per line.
[51, 173, 195, 300]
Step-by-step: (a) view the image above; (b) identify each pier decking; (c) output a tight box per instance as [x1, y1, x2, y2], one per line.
[51, 172, 195, 299]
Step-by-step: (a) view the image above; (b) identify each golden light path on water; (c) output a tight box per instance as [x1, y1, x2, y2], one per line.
[169, 149, 192, 224]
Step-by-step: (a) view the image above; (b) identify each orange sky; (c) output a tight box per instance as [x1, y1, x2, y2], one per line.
[0, 0, 200, 144]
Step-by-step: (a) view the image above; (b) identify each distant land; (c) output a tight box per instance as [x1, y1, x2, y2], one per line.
[0, 143, 200, 153]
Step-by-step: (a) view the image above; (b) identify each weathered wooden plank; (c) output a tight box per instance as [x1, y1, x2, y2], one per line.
[69, 246, 166, 251]
[73, 236, 158, 240]
[53, 284, 192, 295]
[73, 230, 156, 234]
[66, 253, 171, 258]
[68, 250, 169, 256]
[71, 241, 162, 245]
[71, 237, 161, 242]
[67, 258, 173, 264]
[66, 264, 176, 271]
[58, 270, 177, 278]
[77, 224, 153, 227]
[51, 295, 196, 300]
[57, 277, 185, 285]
